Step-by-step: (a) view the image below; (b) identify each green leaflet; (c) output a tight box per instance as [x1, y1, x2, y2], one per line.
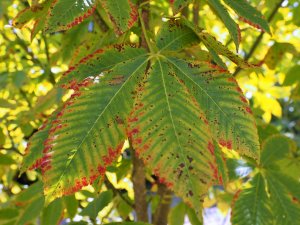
[207, 0, 240, 51]
[156, 19, 200, 52]
[80, 190, 113, 219]
[59, 45, 148, 86]
[167, 57, 259, 160]
[45, 0, 96, 33]
[41, 199, 64, 225]
[43, 52, 148, 202]
[223, 0, 270, 33]
[231, 173, 272, 225]
[21, 108, 61, 174]
[198, 32, 254, 69]
[170, 0, 193, 14]
[13, 0, 54, 39]
[267, 174, 300, 225]
[260, 135, 291, 167]
[13, 0, 138, 35]
[101, 0, 138, 34]
[128, 59, 215, 213]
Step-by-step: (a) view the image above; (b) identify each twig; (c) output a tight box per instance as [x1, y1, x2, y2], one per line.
[104, 176, 134, 208]
[233, 0, 285, 76]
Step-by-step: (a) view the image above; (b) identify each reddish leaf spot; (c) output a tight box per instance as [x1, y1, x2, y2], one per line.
[219, 139, 232, 149]
[208, 142, 214, 155]
[245, 106, 253, 114]
[240, 96, 248, 103]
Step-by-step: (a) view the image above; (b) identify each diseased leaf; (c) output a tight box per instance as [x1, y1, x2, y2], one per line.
[213, 141, 229, 186]
[167, 57, 259, 160]
[21, 109, 61, 173]
[100, 0, 138, 34]
[128, 59, 216, 213]
[44, 0, 97, 33]
[198, 32, 255, 69]
[156, 19, 200, 52]
[13, 0, 54, 39]
[42, 49, 148, 202]
[207, 0, 240, 50]
[223, 0, 270, 33]
[231, 173, 272, 225]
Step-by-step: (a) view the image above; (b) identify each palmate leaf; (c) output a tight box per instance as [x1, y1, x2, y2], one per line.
[231, 173, 272, 225]
[24, 20, 259, 213]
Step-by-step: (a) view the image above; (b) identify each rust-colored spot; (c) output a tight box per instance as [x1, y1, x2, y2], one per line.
[208, 142, 214, 155]
[245, 106, 253, 114]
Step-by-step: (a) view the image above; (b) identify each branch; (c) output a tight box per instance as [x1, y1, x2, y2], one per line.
[233, 0, 285, 77]
[131, 145, 148, 222]
[153, 183, 173, 225]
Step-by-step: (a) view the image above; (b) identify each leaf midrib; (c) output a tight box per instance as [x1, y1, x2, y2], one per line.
[157, 59, 196, 204]
[166, 57, 257, 155]
[49, 56, 149, 196]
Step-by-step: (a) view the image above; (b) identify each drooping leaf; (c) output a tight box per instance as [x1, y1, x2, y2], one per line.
[231, 173, 272, 225]
[198, 32, 254, 69]
[42, 51, 148, 202]
[80, 190, 113, 219]
[44, 0, 97, 33]
[182, 18, 254, 69]
[223, 0, 270, 33]
[100, 0, 138, 34]
[207, 0, 240, 50]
